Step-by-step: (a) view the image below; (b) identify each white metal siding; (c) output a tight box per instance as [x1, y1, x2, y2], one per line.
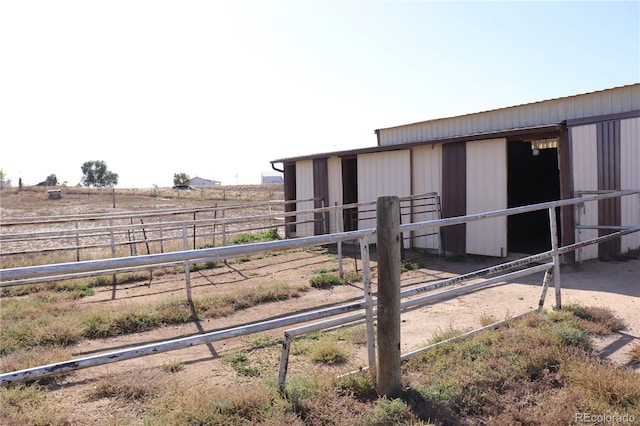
[411, 144, 442, 250]
[295, 160, 315, 238]
[571, 124, 599, 260]
[357, 150, 411, 242]
[327, 156, 343, 233]
[620, 117, 640, 252]
[465, 138, 507, 256]
[378, 85, 640, 146]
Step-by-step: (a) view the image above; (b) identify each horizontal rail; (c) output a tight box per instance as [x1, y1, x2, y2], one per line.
[576, 225, 638, 230]
[0, 297, 370, 386]
[401, 263, 551, 310]
[400, 189, 640, 234]
[0, 228, 376, 283]
[0, 199, 290, 226]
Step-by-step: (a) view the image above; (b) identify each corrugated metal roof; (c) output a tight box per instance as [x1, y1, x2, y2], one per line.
[376, 84, 640, 146]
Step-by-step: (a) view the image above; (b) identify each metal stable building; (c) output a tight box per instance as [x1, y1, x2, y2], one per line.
[271, 84, 640, 261]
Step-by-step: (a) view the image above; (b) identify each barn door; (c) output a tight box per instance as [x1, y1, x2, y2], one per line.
[597, 120, 621, 259]
[284, 163, 296, 238]
[466, 138, 508, 257]
[313, 158, 329, 235]
[441, 142, 466, 255]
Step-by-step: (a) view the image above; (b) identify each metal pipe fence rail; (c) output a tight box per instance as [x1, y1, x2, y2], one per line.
[0, 199, 294, 227]
[0, 200, 294, 255]
[0, 194, 440, 272]
[346, 193, 443, 251]
[1, 189, 638, 387]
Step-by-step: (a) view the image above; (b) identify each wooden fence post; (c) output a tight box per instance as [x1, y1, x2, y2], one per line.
[376, 196, 402, 397]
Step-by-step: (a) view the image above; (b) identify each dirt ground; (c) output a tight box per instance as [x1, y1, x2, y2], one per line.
[40, 250, 639, 424]
[2, 188, 639, 422]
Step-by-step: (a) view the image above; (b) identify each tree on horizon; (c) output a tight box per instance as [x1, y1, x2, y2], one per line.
[81, 160, 119, 187]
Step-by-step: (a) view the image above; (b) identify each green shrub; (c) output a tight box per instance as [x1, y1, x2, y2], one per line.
[551, 326, 591, 350]
[229, 229, 281, 245]
[337, 372, 376, 397]
[400, 261, 420, 272]
[309, 274, 343, 288]
[309, 339, 349, 364]
[363, 397, 415, 425]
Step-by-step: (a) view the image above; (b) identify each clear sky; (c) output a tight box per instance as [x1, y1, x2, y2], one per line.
[1, 1, 638, 188]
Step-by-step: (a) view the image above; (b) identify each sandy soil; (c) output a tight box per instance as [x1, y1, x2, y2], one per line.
[35, 250, 638, 424]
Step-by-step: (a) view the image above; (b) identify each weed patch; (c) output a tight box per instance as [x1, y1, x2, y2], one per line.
[229, 228, 281, 245]
[309, 339, 349, 364]
[562, 303, 626, 334]
[401, 261, 420, 272]
[400, 308, 638, 424]
[222, 353, 261, 377]
[309, 272, 361, 288]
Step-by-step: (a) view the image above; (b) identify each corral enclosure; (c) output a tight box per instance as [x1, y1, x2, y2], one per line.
[1, 185, 639, 425]
[1, 185, 286, 264]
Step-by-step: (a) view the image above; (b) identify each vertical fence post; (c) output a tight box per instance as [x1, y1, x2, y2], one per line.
[159, 217, 164, 253]
[359, 236, 376, 375]
[193, 212, 197, 250]
[75, 221, 80, 262]
[549, 207, 562, 309]
[182, 223, 192, 302]
[109, 218, 117, 300]
[575, 199, 583, 264]
[376, 196, 401, 397]
[129, 218, 137, 256]
[213, 205, 218, 247]
[336, 202, 343, 278]
[277, 333, 293, 393]
[221, 210, 227, 247]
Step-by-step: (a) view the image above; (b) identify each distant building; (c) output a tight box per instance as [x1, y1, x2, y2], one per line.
[190, 177, 221, 186]
[261, 173, 283, 184]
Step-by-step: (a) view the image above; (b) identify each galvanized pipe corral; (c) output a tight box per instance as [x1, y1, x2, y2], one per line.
[1, 190, 638, 387]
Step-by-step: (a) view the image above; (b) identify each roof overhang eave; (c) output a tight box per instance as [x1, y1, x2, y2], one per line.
[270, 123, 562, 165]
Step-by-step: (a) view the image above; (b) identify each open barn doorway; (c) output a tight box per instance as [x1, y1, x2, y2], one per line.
[507, 139, 561, 253]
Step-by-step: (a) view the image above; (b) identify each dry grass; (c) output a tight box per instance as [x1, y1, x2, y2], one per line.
[0, 184, 284, 213]
[1, 281, 307, 362]
[1, 305, 638, 425]
[629, 342, 640, 365]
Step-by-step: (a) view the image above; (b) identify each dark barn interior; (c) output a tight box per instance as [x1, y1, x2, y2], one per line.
[507, 140, 561, 253]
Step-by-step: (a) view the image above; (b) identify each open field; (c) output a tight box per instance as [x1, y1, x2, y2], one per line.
[0, 184, 285, 217]
[1, 186, 639, 425]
